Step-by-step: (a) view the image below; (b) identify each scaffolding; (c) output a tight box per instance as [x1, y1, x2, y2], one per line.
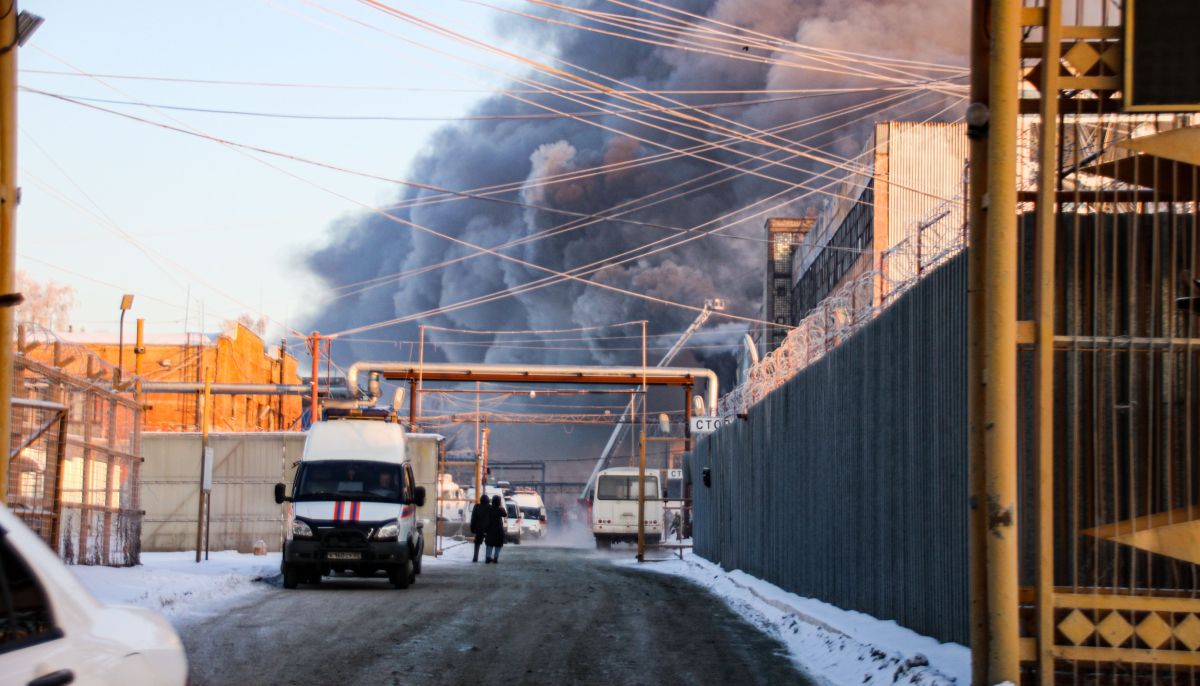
[7, 329, 142, 566]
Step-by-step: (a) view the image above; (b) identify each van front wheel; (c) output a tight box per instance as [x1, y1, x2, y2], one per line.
[282, 564, 300, 589]
[390, 558, 413, 589]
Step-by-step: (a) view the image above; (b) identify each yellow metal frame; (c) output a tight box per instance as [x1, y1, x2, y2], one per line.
[1032, 2, 1062, 683]
[997, 1, 1200, 680]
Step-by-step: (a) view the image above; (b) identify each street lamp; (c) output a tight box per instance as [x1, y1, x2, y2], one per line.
[117, 294, 134, 388]
[16, 11, 45, 47]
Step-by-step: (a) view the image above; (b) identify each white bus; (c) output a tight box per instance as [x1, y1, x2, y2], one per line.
[591, 467, 663, 548]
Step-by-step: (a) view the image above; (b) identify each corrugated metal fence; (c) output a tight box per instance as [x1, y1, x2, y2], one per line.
[690, 252, 968, 645]
[141, 432, 305, 553]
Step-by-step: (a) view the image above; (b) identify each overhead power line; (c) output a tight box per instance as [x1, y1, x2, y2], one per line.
[19, 68, 947, 95]
[29, 89, 892, 123]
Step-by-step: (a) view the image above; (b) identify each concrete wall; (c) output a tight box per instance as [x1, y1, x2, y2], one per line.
[141, 432, 305, 553]
[407, 433, 443, 557]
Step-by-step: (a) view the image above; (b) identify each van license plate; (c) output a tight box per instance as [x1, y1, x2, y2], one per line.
[326, 552, 362, 560]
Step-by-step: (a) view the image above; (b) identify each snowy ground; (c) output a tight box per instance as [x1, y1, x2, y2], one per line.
[619, 550, 970, 686]
[70, 539, 968, 685]
[70, 551, 282, 624]
[70, 541, 478, 625]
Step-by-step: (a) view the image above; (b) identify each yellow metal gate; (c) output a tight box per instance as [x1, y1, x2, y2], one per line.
[976, 0, 1200, 682]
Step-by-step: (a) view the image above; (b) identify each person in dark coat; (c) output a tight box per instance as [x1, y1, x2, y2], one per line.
[469, 494, 489, 563]
[484, 494, 507, 563]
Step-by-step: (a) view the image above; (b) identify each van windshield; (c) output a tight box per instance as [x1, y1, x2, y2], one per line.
[520, 507, 541, 520]
[597, 475, 659, 500]
[294, 460, 405, 503]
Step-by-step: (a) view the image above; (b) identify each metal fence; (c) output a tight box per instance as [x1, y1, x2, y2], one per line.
[690, 253, 968, 645]
[7, 354, 142, 566]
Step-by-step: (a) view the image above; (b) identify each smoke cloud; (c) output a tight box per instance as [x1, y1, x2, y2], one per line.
[302, 0, 967, 388]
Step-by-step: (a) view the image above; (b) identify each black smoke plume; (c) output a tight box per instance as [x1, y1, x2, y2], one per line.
[301, 0, 966, 463]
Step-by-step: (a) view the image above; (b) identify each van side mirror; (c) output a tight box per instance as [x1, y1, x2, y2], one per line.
[274, 483, 288, 504]
[413, 486, 426, 508]
[702, 468, 711, 488]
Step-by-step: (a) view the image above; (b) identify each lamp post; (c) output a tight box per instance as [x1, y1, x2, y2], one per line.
[116, 294, 134, 388]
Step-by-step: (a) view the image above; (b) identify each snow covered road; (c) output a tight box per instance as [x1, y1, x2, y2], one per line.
[172, 543, 813, 686]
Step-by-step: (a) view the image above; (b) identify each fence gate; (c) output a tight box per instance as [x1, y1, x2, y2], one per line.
[1013, 1, 1200, 682]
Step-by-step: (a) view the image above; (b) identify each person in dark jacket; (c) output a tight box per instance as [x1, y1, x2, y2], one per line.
[469, 494, 489, 563]
[484, 494, 507, 563]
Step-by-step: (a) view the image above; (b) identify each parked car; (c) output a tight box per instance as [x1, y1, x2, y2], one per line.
[503, 499, 523, 544]
[0, 504, 188, 685]
[512, 490, 548, 540]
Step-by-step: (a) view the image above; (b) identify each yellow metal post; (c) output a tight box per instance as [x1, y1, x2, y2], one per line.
[982, 0, 1022, 682]
[416, 325, 424, 431]
[133, 318, 145, 400]
[1033, 2, 1063, 682]
[637, 431, 646, 563]
[636, 320, 647, 563]
[309, 331, 320, 424]
[967, 0, 992, 679]
[474, 381, 481, 499]
[0, 6, 18, 503]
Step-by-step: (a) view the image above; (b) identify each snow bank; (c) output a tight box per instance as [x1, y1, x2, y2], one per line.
[71, 540, 484, 623]
[620, 552, 970, 685]
[71, 551, 281, 623]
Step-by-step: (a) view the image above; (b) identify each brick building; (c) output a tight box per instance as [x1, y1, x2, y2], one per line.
[29, 322, 303, 432]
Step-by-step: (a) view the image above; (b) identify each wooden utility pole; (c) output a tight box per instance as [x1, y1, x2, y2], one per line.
[195, 367, 212, 563]
[0, 6, 19, 503]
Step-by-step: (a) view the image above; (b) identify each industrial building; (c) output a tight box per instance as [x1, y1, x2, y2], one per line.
[32, 321, 304, 432]
[755, 122, 967, 358]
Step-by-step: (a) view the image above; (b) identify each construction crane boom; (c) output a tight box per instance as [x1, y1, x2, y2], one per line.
[579, 299, 724, 501]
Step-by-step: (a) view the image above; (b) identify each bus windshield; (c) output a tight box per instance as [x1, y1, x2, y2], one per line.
[597, 475, 659, 500]
[666, 478, 683, 500]
[293, 460, 405, 503]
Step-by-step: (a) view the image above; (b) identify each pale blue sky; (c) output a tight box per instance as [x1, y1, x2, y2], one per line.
[18, 0, 520, 341]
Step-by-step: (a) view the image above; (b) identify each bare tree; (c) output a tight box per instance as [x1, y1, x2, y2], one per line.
[231, 313, 267, 338]
[15, 270, 75, 331]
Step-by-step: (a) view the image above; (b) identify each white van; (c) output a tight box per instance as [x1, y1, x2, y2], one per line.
[503, 499, 523, 544]
[591, 467, 663, 548]
[275, 419, 426, 589]
[511, 489, 548, 539]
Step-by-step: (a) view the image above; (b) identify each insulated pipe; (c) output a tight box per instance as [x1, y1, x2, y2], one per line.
[345, 361, 719, 417]
[141, 382, 312, 395]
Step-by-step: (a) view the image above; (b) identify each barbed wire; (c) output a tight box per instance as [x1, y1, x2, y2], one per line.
[720, 190, 968, 417]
